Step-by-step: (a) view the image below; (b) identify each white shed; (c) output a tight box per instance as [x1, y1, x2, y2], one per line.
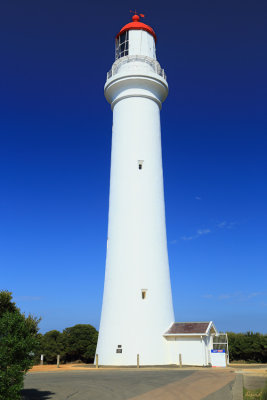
[163, 321, 225, 366]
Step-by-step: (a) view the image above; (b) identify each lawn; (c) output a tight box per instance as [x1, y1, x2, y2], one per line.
[244, 388, 262, 399]
[244, 383, 267, 400]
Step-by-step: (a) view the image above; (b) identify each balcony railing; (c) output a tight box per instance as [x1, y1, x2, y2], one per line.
[107, 55, 166, 81]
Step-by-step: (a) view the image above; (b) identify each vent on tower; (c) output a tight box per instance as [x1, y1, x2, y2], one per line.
[138, 160, 144, 170]
[116, 345, 122, 353]
[141, 289, 147, 299]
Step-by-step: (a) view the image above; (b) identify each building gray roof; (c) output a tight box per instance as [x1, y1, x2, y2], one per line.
[164, 322, 214, 336]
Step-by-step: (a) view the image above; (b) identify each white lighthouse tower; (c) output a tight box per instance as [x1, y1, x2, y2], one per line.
[96, 14, 175, 366]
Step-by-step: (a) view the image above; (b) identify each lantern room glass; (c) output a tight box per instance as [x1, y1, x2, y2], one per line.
[115, 31, 129, 59]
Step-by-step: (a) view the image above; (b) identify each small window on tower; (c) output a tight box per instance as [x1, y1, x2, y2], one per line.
[138, 160, 144, 170]
[115, 31, 129, 59]
[141, 289, 147, 299]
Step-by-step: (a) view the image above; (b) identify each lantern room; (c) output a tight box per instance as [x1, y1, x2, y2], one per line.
[115, 15, 157, 60]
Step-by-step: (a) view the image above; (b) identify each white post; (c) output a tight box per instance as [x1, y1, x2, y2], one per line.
[40, 354, 44, 366]
[57, 355, 60, 368]
[179, 353, 182, 368]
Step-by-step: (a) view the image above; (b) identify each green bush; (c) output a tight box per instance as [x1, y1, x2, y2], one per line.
[35, 324, 98, 364]
[0, 291, 40, 400]
[39, 330, 65, 364]
[228, 332, 267, 363]
[63, 324, 98, 363]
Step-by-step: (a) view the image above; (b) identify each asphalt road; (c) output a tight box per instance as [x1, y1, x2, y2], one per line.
[22, 369, 236, 400]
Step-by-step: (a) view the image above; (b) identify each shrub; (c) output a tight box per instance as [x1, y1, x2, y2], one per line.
[39, 330, 65, 364]
[0, 291, 40, 400]
[228, 332, 267, 363]
[63, 324, 98, 363]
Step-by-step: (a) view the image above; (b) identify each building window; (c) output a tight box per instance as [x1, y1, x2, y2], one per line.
[141, 289, 147, 299]
[116, 345, 122, 353]
[115, 31, 129, 59]
[138, 160, 144, 170]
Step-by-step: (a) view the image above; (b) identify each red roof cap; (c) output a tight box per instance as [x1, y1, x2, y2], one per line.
[116, 15, 157, 42]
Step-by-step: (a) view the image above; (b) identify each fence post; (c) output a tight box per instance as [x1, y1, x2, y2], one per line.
[95, 354, 99, 369]
[57, 355, 60, 368]
[179, 353, 182, 368]
[137, 354, 140, 368]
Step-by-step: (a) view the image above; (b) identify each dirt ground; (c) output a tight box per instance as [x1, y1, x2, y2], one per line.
[230, 364, 267, 377]
[30, 363, 94, 372]
[30, 363, 267, 375]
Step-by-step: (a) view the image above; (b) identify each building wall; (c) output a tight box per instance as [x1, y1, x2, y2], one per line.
[204, 334, 214, 365]
[129, 30, 156, 59]
[165, 336, 208, 366]
[97, 26, 173, 366]
[96, 94, 174, 365]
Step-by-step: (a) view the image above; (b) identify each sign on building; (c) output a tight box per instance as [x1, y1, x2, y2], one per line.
[210, 349, 227, 367]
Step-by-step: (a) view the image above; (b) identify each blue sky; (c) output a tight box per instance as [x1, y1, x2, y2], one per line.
[0, 0, 266, 334]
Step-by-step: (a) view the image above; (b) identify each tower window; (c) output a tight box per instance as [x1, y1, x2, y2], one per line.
[138, 160, 144, 170]
[115, 31, 129, 59]
[141, 289, 147, 299]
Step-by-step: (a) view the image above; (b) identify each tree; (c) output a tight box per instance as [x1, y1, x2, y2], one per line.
[0, 291, 17, 316]
[39, 330, 65, 364]
[63, 324, 98, 363]
[0, 290, 40, 400]
[228, 332, 267, 363]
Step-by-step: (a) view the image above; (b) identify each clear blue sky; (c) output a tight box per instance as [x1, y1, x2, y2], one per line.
[0, 0, 266, 334]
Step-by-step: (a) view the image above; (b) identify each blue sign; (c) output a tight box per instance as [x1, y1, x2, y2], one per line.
[211, 349, 225, 353]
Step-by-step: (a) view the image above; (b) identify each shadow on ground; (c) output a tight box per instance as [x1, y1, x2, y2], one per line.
[21, 389, 55, 399]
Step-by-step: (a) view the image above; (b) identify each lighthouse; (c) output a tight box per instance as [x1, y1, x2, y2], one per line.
[96, 14, 175, 366]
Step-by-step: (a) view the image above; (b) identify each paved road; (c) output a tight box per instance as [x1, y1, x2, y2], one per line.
[244, 374, 267, 390]
[22, 369, 236, 400]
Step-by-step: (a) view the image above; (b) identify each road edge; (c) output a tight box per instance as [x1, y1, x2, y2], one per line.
[233, 374, 243, 400]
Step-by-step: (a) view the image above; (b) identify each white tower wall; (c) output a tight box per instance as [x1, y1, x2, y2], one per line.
[96, 26, 174, 365]
[128, 30, 156, 59]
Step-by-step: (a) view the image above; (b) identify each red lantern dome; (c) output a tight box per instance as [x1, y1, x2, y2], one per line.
[116, 15, 157, 42]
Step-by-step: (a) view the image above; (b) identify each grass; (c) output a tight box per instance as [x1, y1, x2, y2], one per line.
[261, 383, 267, 400]
[244, 382, 267, 400]
[244, 388, 262, 399]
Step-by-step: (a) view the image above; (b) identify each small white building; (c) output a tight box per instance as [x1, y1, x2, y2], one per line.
[164, 322, 228, 367]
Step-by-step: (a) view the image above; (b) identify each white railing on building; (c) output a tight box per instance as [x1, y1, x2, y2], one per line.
[107, 55, 167, 81]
